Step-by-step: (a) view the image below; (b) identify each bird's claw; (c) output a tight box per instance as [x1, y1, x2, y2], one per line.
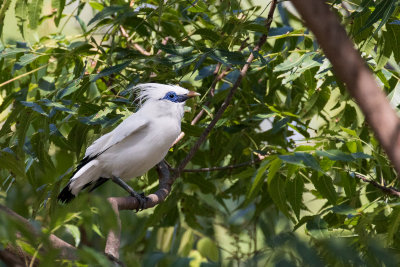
[132, 192, 149, 212]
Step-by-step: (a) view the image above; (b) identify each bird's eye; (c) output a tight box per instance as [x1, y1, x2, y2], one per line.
[168, 93, 175, 98]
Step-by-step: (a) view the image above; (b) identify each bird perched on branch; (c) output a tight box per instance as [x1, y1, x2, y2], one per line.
[58, 83, 200, 209]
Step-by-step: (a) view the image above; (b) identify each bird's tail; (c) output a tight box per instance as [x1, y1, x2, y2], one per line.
[58, 182, 75, 203]
[57, 159, 103, 203]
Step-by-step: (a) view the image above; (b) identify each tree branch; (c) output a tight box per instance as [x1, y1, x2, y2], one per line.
[172, 37, 251, 146]
[354, 173, 400, 197]
[119, 25, 152, 56]
[0, 205, 77, 266]
[180, 158, 261, 173]
[104, 161, 172, 260]
[290, 0, 400, 177]
[175, 0, 277, 176]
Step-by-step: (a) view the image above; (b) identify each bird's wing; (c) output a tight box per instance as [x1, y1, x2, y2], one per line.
[85, 116, 149, 158]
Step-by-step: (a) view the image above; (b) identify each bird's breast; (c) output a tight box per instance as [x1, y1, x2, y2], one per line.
[99, 118, 181, 180]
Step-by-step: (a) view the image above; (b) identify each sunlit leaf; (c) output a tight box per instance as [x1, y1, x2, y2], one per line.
[197, 237, 219, 262]
[28, 0, 44, 29]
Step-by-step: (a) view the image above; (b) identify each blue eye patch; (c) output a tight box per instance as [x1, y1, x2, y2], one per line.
[161, 91, 188, 103]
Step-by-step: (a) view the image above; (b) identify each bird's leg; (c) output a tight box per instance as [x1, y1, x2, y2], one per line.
[111, 176, 148, 211]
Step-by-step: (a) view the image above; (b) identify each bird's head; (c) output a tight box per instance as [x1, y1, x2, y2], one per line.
[134, 83, 200, 105]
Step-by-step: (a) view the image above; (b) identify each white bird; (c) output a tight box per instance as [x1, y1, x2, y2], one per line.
[58, 83, 200, 208]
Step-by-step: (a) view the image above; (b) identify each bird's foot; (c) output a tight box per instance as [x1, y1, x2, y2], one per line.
[131, 191, 149, 212]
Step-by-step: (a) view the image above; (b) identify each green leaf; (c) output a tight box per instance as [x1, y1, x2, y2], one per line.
[274, 52, 318, 72]
[387, 207, 400, 246]
[90, 60, 132, 82]
[388, 82, 400, 109]
[306, 216, 329, 238]
[158, 44, 194, 56]
[197, 237, 219, 262]
[209, 49, 246, 65]
[310, 173, 337, 205]
[177, 230, 194, 257]
[75, 15, 87, 32]
[351, 9, 373, 43]
[52, 0, 65, 26]
[181, 123, 203, 137]
[185, 174, 216, 194]
[64, 224, 81, 247]
[340, 127, 358, 137]
[78, 247, 110, 267]
[87, 5, 126, 26]
[245, 159, 270, 204]
[0, 0, 12, 37]
[357, 0, 396, 36]
[279, 152, 321, 171]
[56, 79, 81, 99]
[14, 53, 41, 70]
[0, 47, 28, 58]
[38, 78, 55, 91]
[286, 177, 304, 219]
[316, 150, 354, 162]
[28, 0, 44, 29]
[316, 150, 371, 162]
[268, 172, 290, 218]
[0, 150, 26, 178]
[386, 23, 400, 62]
[341, 172, 356, 198]
[243, 21, 269, 34]
[89, 1, 104, 11]
[187, 0, 208, 13]
[193, 28, 220, 42]
[20, 101, 47, 116]
[330, 204, 358, 216]
[15, 0, 28, 37]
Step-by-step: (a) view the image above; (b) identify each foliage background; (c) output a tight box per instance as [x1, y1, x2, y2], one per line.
[1, 0, 400, 266]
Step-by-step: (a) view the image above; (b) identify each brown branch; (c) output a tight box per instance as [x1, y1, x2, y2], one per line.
[0, 246, 29, 267]
[119, 25, 152, 56]
[354, 173, 400, 197]
[172, 36, 251, 146]
[187, 36, 250, 129]
[180, 158, 261, 173]
[172, 63, 223, 146]
[105, 161, 172, 260]
[176, 0, 277, 176]
[0, 205, 76, 265]
[290, 0, 400, 177]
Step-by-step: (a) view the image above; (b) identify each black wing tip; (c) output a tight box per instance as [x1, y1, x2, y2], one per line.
[58, 184, 75, 204]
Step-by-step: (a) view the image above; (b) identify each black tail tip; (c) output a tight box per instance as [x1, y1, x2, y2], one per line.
[58, 185, 75, 203]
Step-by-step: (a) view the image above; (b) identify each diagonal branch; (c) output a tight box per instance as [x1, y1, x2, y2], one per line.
[180, 157, 261, 173]
[354, 173, 400, 197]
[176, 0, 277, 176]
[290, 0, 400, 177]
[0, 205, 77, 265]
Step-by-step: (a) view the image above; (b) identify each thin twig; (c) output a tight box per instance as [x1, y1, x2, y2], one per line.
[179, 158, 261, 172]
[354, 173, 400, 197]
[0, 64, 48, 89]
[119, 25, 152, 56]
[172, 36, 250, 146]
[0, 205, 76, 265]
[176, 0, 277, 176]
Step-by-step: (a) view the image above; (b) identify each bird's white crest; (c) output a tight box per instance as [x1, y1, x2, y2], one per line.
[133, 83, 189, 106]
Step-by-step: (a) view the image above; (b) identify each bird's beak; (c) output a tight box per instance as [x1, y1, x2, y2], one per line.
[186, 91, 201, 98]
